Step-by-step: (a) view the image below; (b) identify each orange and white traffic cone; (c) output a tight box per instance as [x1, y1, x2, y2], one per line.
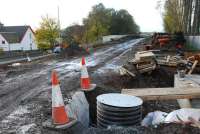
[80, 57, 96, 91]
[42, 70, 77, 129]
[51, 70, 69, 125]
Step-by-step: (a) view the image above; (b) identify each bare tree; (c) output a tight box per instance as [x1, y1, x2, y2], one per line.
[163, 0, 200, 35]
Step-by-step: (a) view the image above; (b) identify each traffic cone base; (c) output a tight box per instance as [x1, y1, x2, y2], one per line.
[42, 118, 77, 130]
[52, 106, 69, 125]
[81, 83, 96, 91]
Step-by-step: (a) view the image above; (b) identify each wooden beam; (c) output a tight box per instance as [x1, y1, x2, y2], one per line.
[122, 87, 200, 101]
[188, 60, 198, 74]
[120, 67, 136, 77]
[156, 59, 177, 67]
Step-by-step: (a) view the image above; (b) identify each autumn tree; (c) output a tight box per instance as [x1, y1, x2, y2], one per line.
[109, 9, 139, 35]
[163, 0, 184, 33]
[62, 24, 85, 45]
[82, 3, 111, 43]
[35, 15, 59, 50]
[82, 3, 139, 43]
[62, 3, 139, 45]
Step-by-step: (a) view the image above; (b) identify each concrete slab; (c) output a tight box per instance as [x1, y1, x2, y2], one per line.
[175, 74, 200, 108]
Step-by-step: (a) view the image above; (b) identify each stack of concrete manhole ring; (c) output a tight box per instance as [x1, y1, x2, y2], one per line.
[96, 93, 143, 128]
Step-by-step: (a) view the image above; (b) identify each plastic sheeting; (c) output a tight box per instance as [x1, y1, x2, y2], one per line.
[141, 111, 168, 127]
[165, 108, 200, 123]
[142, 108, 200, 126]
[66, 92, 89, 127]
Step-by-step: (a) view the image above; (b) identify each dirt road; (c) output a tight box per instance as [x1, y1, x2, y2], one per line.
[0, 39, 143, 133]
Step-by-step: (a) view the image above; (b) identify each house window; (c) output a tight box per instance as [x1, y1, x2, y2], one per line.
[2, 40, 5, 44]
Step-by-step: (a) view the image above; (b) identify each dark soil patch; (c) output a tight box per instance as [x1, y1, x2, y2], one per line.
[142, 100, 180, 116]
[84, 123, 200, 134]
[102, 66, 175, 89]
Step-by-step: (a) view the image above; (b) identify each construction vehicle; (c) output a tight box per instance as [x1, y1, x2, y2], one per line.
[150, 32, 185, 55]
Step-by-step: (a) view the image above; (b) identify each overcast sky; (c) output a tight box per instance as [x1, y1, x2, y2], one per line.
[0, 0, 164, 32]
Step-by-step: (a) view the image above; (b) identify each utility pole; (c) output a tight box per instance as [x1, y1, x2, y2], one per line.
[58, 6, 60, 32]
[57, 6, 62, 44]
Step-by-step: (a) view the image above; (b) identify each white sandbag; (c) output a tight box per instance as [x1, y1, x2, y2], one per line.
[141, 111, 168, 126]
[165, 108, 200, 123]
[66, 92, 89, 127]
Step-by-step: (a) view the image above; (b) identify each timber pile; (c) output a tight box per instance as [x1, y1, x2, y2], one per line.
[155, 54, 199, 76]
[155, 55, 182, 67]
[119, 51, 157, 77]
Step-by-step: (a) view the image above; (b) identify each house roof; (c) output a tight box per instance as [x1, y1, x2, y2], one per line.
[0, 26, 32, 43]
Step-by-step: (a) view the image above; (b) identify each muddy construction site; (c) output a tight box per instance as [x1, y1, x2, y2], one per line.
[0, 38, 200, 134]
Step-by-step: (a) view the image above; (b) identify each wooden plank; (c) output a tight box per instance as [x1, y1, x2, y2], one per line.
[122, 87, 200, 101]
[175, 74, 194, 108]
[188, 60, 198, 74]
[120, 67, 136, 77]
[156, 59, 177, 67]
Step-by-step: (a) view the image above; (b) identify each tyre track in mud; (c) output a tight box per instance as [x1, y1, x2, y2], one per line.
[0, 74, 47, 120]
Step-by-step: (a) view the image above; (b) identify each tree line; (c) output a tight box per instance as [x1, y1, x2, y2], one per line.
[163, 0, 200, 35]
[35, 3, 139, 50]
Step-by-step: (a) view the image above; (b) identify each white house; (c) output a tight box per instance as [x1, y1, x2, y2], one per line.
[0, 24, 38, 51]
